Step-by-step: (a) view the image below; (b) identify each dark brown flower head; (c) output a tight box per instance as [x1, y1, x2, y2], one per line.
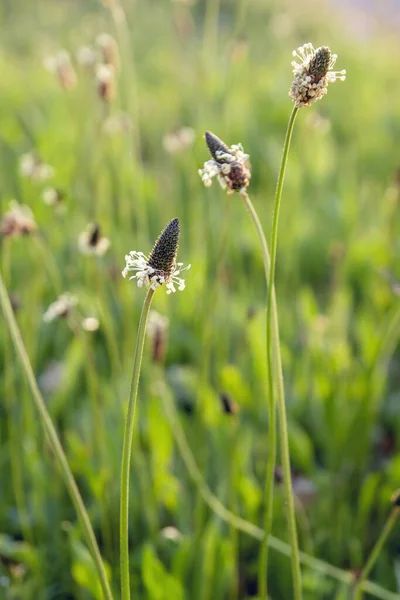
[122, 218, 190, 294]
[205, 131, 230, 162]
[199, 132, 250, 193]
[308, 46, 332, 83]
[148, 218, 180, 276]
[89, 223, 101, 246]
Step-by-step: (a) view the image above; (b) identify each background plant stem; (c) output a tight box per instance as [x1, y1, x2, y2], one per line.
[353, 507, 400, 600]
[120, 286, 155, 600]
[0, 270, 113, 600]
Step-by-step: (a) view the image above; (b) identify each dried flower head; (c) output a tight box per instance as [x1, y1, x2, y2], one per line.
[96, 64, 115, 102]
[199, 131, 250, 193]
[289, 43, 346, 107]
[19, 153, 54, 181]
[78, 223, 111, 256]
[96, 33, 120, 71]
[163, 127, 195, 154]
[122, 218, 190, 294]
[43, 294, 78, 323]
[44, 50, 77, 90]
[0, 201, 37, 238]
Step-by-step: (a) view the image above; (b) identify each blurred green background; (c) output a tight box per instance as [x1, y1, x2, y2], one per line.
[1, 0, 400, 598]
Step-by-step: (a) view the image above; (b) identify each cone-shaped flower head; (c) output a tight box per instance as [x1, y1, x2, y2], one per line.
[199, 131, 250, 193]
[78, 222, 110, 256]
[289, 43, 346, 107]
[122, 218, 190, 294]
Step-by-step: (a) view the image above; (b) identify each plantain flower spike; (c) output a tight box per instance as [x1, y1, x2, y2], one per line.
[122, 218, 190, 294]
[199, 131, 250, 193]
[289, 43, 346, 108]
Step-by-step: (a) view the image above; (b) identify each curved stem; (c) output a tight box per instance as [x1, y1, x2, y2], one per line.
[160, 383, 397, 600]
[120, 287, 155, 600]
[0, 270, 113, 600]
[353, 507, 400, 600]
[264, 105, 302, 599]
[240, 190, 276, 596]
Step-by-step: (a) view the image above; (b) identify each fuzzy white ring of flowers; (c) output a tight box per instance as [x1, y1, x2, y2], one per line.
[198, 144, 249, 191]
[122, 251, 191, 294]
[289, 43, 346, 107]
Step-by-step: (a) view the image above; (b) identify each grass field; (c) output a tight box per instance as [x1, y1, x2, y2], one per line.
[1, 0, 400, 598]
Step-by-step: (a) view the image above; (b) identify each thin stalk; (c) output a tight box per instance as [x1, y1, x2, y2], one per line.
[264, 104, 301, 599]
[120, 287, 155, 600]
[240, 190, 276, 597]
[160, 384, 397, 600]
[0, 270, 113, 600]
[353, 507, 400, 600]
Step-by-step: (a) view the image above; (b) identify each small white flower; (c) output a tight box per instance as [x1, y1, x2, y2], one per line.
[122, 251, 190, 294]
[289, 43, 346, 108]
[44, 50, 77, 90]
[43, 294, 78, 323]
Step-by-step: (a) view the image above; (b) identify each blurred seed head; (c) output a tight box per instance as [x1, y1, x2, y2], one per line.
[160, 526, 183, 541]
[44, 50, 77, 90]
[96, 64, 116, 102]
[103, 112, 132, 135]
[219, 392, 239, 415]
[78, 223, 111, 256]
[163, 127, 195, 154]
[199, 131, 250, 193]
[76, 45, 97, 70]
[43, 294, 78, 323]
[289, 43, 346, 108]
[0, 201, 37, 238]
[82, 317, 100, 332]
[42, 186, 64, 207]
[96, 33, 120, 71]
[147, 310, 169, 363]
[19, 153, 54, 181]
[122, 218, 190, 294]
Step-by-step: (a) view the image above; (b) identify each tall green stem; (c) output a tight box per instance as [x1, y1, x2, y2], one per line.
[264, 105, 302, 599]
[120, 287, 155, 600]
[0, 270, 113, 600]
[240, 190, 277, 597]
[353, 507, 400, 600]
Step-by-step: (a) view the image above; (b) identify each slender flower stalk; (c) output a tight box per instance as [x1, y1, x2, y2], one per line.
[353, 498, 400, 600]
[199, 131, 288, 597]
[119, 218, 189, 600]
[0, 270, 113, 600]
